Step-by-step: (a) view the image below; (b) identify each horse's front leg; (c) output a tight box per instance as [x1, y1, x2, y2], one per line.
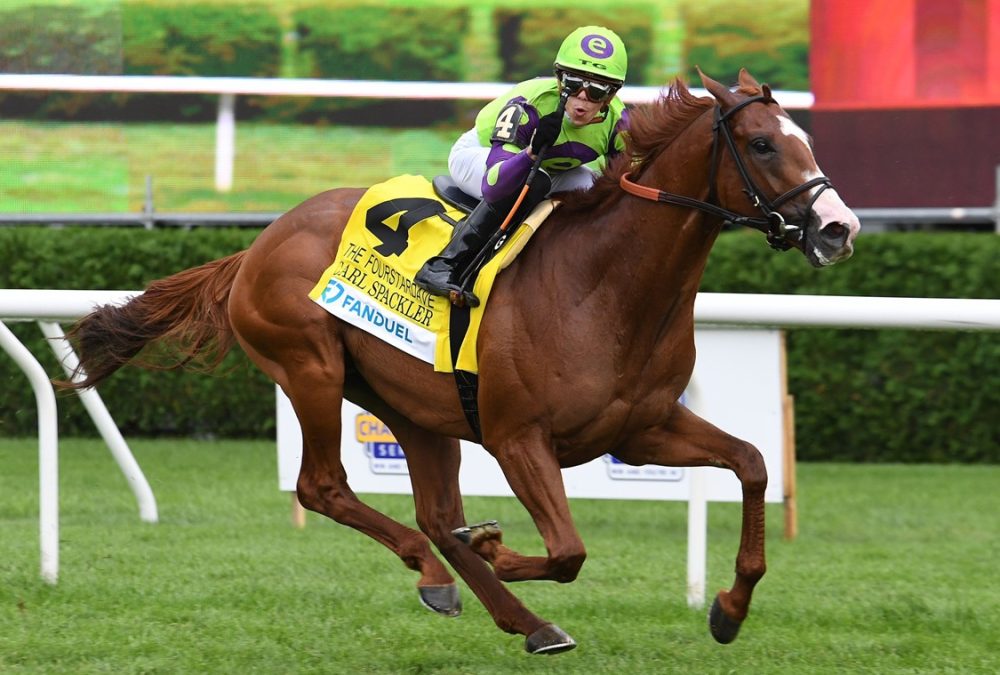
[474, 427, 588, 585]
[333, 366, 571, 653]
[397, 425, 578, 654]
[614, 404, 767, 644]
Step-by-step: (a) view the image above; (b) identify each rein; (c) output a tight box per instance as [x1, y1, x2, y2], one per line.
[620, 94, 833, 251]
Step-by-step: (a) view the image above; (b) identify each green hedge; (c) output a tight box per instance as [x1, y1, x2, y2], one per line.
[0, 4, 121, 74]
[293, 6, 466, 81]
[0, 2, 284, 121]
[264, 4, 469, 124]
[0, 228, 272, 439]
[681, 0, 810, 90]
[1, 227, 997, 463]
[0, 4, 123, 120]
[122, 3, 282, 77]
[493, 9, 653, 85]
[0, 1, 809, 123]
[700, 231, 1000, 463]
[119, 1, 284, 120]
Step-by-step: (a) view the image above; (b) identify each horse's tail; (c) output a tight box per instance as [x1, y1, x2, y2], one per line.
[57, 251, 247, 390]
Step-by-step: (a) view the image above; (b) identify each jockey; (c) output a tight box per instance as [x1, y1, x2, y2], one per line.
[414, 25, 631, 302]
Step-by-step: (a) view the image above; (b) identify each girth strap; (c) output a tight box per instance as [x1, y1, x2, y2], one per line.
[448, 303, 482, 442]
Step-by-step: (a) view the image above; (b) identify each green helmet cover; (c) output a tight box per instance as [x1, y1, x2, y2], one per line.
[554, 26, 628, 84]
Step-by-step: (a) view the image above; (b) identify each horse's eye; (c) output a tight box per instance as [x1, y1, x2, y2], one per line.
[751, 138, 774, 155]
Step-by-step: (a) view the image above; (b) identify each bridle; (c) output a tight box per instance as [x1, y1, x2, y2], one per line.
[620, 94, 834, 250]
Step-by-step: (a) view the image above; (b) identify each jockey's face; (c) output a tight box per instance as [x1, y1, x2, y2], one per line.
[565, 89, 605, 126]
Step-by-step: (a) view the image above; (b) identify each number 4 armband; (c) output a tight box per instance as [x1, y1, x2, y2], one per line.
[490, 102, 525, 144]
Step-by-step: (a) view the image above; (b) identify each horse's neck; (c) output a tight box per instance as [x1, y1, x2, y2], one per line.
[572, 137, 722, 346]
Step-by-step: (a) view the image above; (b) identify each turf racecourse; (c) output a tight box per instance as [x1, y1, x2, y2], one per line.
[1, 438, 997, 673]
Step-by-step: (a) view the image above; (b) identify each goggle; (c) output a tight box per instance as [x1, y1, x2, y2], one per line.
[559, 73, 618, 103]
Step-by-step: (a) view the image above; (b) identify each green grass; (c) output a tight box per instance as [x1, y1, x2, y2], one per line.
[1, 438, 998, 673]
[0, 121, 458, 213]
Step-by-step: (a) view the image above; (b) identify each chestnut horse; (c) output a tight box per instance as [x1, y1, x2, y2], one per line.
[60, 70, 859, 654]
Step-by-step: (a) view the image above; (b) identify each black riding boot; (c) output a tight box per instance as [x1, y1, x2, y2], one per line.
[414, 170, 552, 305]
[414, 199, 501, 300]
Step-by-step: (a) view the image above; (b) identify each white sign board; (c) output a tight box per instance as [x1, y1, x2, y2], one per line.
[277, 328, 785, 504]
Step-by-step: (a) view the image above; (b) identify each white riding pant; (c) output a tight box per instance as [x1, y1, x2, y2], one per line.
[447, 128, 598, 200]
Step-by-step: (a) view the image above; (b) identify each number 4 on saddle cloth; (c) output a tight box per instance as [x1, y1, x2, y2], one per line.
[309, 174, 555, 435]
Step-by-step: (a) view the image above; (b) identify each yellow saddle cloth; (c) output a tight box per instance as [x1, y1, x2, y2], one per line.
[309, 174, 552, 374]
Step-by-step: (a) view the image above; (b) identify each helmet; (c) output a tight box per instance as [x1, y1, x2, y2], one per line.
[553, 26, 628, 85]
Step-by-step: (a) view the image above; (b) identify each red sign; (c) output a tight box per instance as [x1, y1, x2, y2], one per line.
[811, 0, 1000, 109]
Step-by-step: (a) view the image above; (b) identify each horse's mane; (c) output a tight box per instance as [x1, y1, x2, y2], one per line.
[557, 78, 718, 216]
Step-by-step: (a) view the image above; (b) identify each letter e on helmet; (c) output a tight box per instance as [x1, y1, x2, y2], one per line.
[554, 25, 628, 85]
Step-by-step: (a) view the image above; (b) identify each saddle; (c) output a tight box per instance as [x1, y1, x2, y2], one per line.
[431, 175, 479, 216]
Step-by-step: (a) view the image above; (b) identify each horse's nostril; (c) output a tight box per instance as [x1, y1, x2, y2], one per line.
[822, 222, 848, 243]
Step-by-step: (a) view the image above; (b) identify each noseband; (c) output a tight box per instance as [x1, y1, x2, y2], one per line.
[620, 94, 834, 251]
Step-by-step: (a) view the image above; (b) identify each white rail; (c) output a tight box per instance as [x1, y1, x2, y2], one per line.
[5, 291, 998, 327]
[0, 74, 814, 192]
[40, 320, 158, 525]
[0, 290, 153, 584]
[0, 321, 59, 583]
[0, 73, 815, 106]
[695, 293, 1000, 331]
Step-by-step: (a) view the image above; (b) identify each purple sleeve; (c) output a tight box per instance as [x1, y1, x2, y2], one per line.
[475, 97, 547, 203]
[480, 147, 536, 203]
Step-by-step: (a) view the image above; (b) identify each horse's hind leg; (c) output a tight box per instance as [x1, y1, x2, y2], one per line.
[614, 404, 767, 644]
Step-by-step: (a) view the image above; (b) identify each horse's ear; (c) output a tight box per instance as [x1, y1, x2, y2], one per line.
[697, 66, 739, 108]
[762, 83, 773, 100]
[737, 68, 762, 92]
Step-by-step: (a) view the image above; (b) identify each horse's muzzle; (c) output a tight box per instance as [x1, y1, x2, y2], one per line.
[809, 190, 861, 266]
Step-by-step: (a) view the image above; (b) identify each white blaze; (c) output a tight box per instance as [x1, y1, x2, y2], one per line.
[778, 115, 860, 246]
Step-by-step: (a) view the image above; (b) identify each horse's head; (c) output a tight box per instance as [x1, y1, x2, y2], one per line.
[699, 68, 860, 267]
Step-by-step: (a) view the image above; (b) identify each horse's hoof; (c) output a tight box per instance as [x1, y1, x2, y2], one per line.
[452, 520, 501, 546]
[525, 623, 577, 655]
[417, 584, 461, 617]
[708, 595, 742, 644]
